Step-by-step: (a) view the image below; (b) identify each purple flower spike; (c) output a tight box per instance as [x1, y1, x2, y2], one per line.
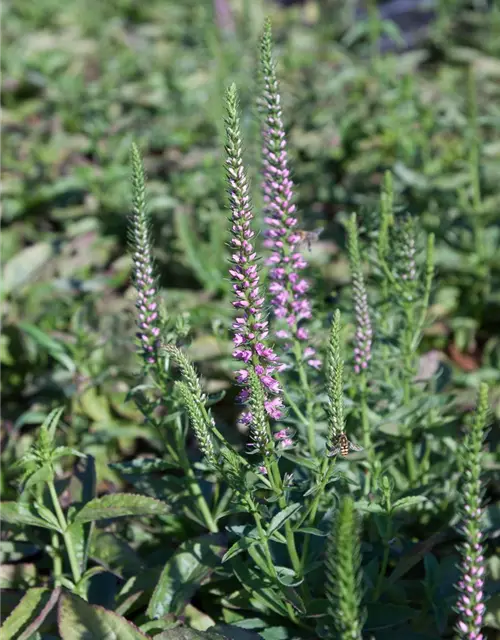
[129, 143, 160, 365]
[259, 20, 319, 369]
[455, 384, 489, 640]
[347, 214, 373, 374]
[225, 84, 284, 445]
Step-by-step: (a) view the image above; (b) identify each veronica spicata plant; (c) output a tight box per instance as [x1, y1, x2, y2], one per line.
[258, 19, 321, 457]
[1, 17, 496, 640]
[455, 383, 489, 640]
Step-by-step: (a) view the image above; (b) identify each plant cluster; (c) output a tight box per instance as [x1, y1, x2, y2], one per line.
[1, 2, 500, 639]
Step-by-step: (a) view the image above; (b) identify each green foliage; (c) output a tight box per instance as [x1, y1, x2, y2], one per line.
[73, 493, 170, 523]
[58, 591, 150, 639]
[0, 587, 60, 640]
[148, 534, 226, 619]
[1, 1, 499, 638]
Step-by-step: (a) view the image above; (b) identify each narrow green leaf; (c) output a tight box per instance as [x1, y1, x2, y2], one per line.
[392, 496, 428, 512]
[43, 407, 65, 442]
[267, 503, 301, 537]
[73, 493, 170, 523]
[58, 591, 150, 640]
[0, 502, 59, 530]
[67, 455, 97, 573]
[231, 556, 289, 618]
[293, 527, 328, 537]
[222, 536, 258, 563]
[0, 587, 60, 640]
[22, 464, 53, 492]
[275, 566, 303, 587]
[148, 534, 226, 618]
[34, 503, 63, 530]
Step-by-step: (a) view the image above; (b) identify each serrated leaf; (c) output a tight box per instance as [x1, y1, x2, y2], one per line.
[148, 534, 226, 618]
[0, 587, 60, 640]
[267, 503, 301, 537]
[73, 493, 170, 523]
[0, 502, 59, 530]
[58, 591, 150, 639]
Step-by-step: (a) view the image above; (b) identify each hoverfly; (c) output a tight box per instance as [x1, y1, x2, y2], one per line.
[294, 227, 324, 252]
[327, 432, 363, 458]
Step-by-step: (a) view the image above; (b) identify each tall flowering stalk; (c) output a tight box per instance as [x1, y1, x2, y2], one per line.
[326, 309, 346, 452]
[161, 344, 216, 467]
[455, 383, 489, 640]
[347, 214, 374, 488]
[326, 496, 364, 639]
[129, 143, 160, 366]
[258, 21, 320, 371]
[225, 83, 285, 456]
[258, 20, 319, 456]
[347, 213, 373, 375]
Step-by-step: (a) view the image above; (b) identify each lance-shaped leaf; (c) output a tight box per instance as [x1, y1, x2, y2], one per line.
[58, 591, 150, 640]
[0, 502, 60, 531]
[148, 534, 226, 619]
[267, 503, 301, 537]
[66, 455, 97, 574]
[73, 493, 169, 524]
[0, 587, 60, 640]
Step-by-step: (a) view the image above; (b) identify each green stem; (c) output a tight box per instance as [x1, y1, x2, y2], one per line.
[402, 306, 418, 486]
[48, 480, 82, 586]
[268, 460, 302, 575]
[174, 413, 218, 533]
[51, 532, 62, 587]
[253, 509, 277, 579]
[373, 542, 390, 601]
[182, 458, 218, 533]
[300, 457, 332, 569]
[281, 382, 308, 425]
[251, 505, 301, 626]
[405, 437, 417, 486]
[360, 372, 376, 495]
[292, 341, 316, 457]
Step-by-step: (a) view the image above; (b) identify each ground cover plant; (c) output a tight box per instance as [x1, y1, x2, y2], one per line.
[1, 1, 500, 638]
